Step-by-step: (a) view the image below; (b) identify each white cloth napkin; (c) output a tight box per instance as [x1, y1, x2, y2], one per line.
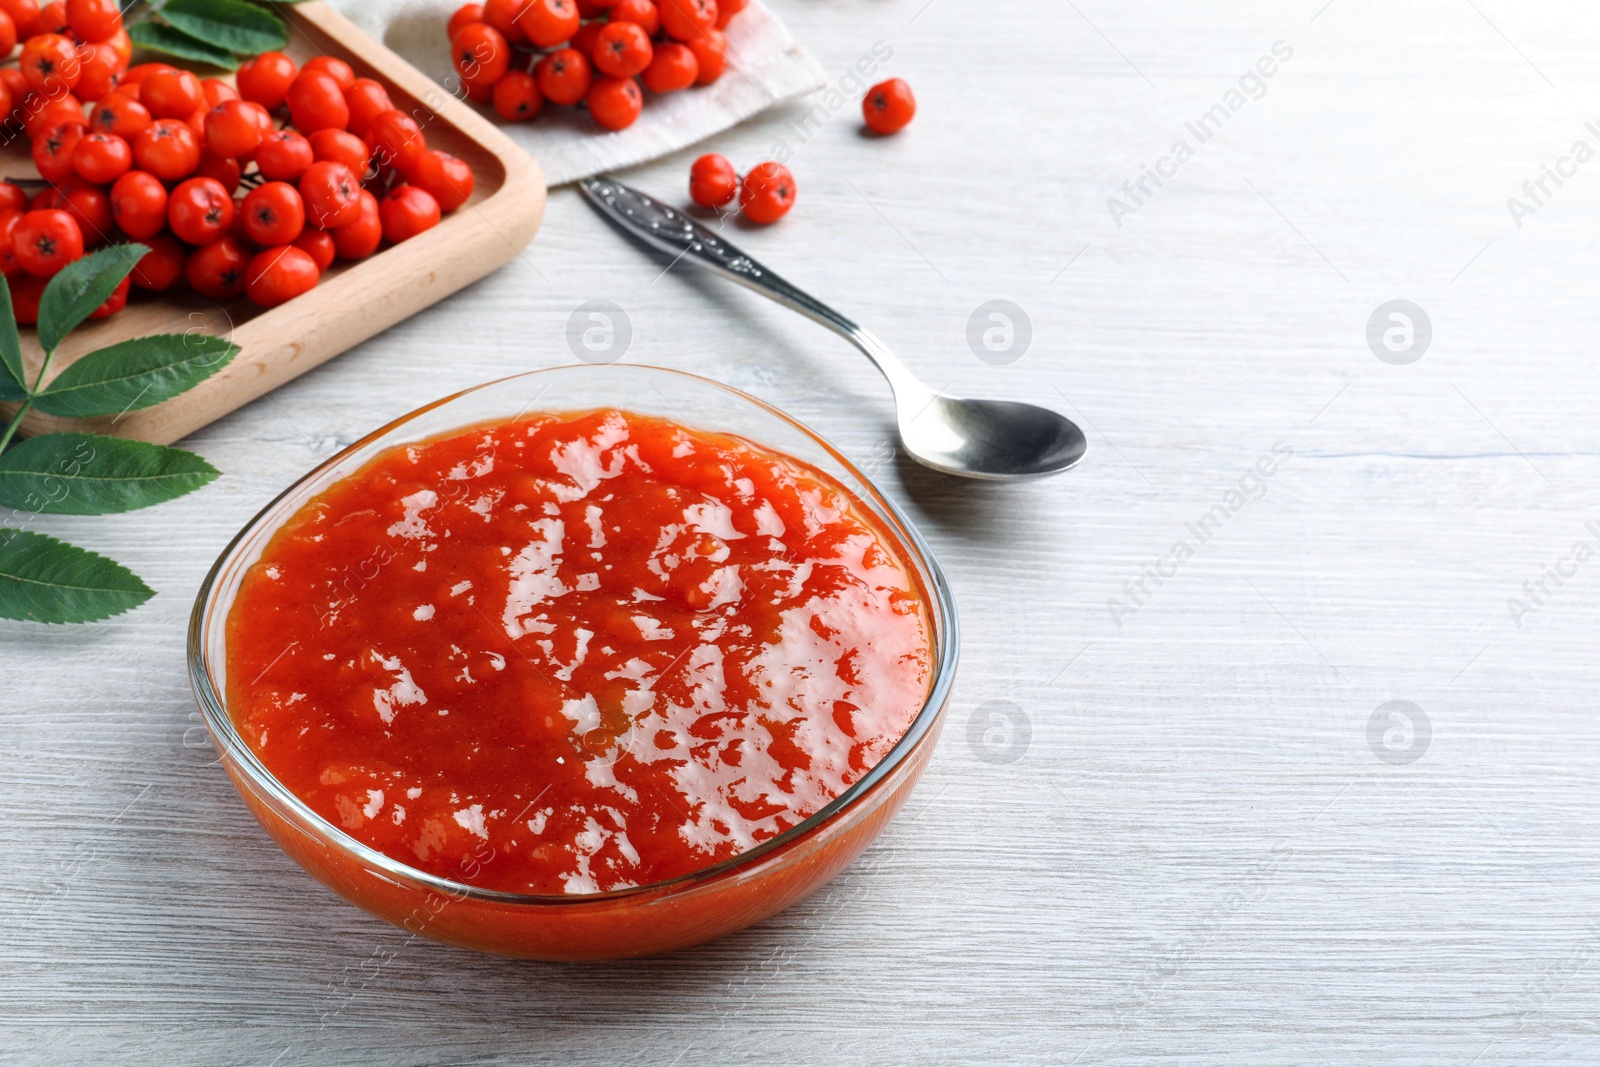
[330, 0, 826, 185]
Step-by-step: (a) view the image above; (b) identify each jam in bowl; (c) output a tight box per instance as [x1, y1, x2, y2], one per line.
[189, 365, 957, 959]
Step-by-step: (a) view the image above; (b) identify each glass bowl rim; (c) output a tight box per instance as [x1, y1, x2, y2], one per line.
[187, 364, 960, 907]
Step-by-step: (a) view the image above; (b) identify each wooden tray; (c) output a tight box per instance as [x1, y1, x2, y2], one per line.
[0, 1, 545, 445]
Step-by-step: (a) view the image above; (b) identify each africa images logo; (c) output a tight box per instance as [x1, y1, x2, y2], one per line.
[1505, 120, 1600, 229]
[1107, 442, 1294, 627]
[1107, 40, 1295, 228]
[1505, 520, 1600, 629]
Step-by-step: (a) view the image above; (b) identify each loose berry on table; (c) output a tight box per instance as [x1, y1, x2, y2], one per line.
[862, 77, 915, 135]
[688, 152, 737, 208]
[738, 161, 795, 224]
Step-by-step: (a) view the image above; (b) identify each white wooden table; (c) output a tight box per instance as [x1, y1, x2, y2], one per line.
[6, 0, 1599, 1062]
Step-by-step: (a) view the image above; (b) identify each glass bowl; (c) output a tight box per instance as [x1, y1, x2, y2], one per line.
[188, 365, 959, 960]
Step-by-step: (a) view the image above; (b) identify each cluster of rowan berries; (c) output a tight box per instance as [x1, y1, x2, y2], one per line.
[0, 0, 477, 321]
[447, 0, 743, 131]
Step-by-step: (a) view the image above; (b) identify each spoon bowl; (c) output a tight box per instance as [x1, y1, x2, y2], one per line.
[581, 177, 1087, 481]
[899, 393, 1088, 480]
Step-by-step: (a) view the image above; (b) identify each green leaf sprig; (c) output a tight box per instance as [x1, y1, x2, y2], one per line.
[127, 0, 296, 72]
[0, 245, 239, 624]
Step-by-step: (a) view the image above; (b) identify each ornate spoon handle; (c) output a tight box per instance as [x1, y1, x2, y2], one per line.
[578, 176, 925, 400]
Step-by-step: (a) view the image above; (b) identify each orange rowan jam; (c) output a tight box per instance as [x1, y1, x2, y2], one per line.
[226, 409, 933, 894]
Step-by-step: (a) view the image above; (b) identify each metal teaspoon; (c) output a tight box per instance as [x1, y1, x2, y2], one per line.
[579, 176, 1086, 481]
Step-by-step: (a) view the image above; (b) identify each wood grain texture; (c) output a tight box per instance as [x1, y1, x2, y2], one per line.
[4, 0, 1600, 1063]
[0, 2, 546, 446]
